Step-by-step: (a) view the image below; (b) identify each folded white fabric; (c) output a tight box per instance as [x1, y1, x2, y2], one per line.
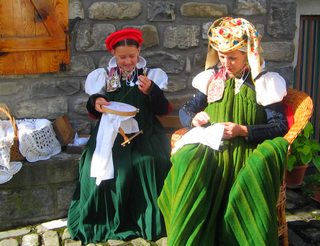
[172, 124, 224, 154]
[90, 113, 139, 185]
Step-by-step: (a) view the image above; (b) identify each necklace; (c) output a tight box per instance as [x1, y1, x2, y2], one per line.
[120, 68, 137, 87]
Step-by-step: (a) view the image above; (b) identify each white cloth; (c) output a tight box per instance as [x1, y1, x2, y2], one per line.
[84, 56, 168, 95]
[0, 128, 22, 184]
[68, 133, 89, 147]
[172, 124, 224, 154]
[0, 120, 14, 170]
[0, 118, 60, 183]
[0, 162, 22, 184]
[90, 112, 139, 185]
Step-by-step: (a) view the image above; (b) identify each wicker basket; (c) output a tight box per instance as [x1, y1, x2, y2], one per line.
[0, 104, 25, 161]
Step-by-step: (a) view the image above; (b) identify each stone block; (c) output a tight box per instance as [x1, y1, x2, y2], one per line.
[0, 152, 80, 231]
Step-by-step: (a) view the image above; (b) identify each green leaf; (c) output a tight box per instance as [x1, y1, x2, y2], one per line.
[311, 141, 320, 151]
[287, 121, 320, 168]
[300, 153, 312, 164]
[287, 155, 297, 171]
[313, 155, 320, 172]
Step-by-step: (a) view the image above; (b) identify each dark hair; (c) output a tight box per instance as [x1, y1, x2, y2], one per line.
[112, 39, 140, 49]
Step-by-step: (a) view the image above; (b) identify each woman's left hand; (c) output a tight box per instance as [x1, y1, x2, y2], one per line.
[138, 75, 152, 95]
[222, 122, 248, 139]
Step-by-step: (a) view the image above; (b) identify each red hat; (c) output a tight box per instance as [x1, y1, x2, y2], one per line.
[105, 28, 143, 52]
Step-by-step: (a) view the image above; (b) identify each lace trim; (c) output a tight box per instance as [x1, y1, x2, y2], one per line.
[17, 119, 61, 162]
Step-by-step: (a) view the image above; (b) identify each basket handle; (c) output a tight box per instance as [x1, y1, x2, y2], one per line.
[0, 104, 18, 138]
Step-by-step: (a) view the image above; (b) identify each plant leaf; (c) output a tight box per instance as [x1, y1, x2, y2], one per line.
[287, 155, 297, 171]
[313, 155, 320, 172]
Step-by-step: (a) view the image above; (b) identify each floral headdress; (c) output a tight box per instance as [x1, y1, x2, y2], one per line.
[206, 17, 263, 80]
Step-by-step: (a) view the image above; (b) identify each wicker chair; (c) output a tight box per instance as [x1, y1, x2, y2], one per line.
[171, 87, 314, 246]
[277, 88, 313, 245]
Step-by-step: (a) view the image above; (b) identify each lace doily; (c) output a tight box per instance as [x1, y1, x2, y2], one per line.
[17, 119, 61, 162]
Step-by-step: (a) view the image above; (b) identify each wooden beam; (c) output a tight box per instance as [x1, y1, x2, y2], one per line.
[0, 37, 67, 52]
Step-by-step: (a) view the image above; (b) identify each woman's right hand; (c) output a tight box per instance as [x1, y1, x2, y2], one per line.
[192, 111, 210, 127]
[95, 97, 110, 113]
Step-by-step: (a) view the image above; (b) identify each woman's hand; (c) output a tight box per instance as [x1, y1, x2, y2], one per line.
[222, 122, 248, 139]
[192, 111, 210, 127]
[138, 75, 152, 95]
[95, 97, 110, 113]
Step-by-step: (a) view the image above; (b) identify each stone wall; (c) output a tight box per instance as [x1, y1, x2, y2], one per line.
[0, 153, 80, 231]
[0, 0, 299, 231]
[0, 0, 296, 135]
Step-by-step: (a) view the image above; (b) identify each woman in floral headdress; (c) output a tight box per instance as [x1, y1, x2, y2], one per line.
[67, 28, 171, 243]
[158, 17, 289, 245]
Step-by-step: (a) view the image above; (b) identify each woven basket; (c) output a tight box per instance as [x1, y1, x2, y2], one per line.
[0, 104, 25, 161]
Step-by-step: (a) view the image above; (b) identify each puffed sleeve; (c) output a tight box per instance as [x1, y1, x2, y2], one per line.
[255, 72, 287, 106]
[147, 68, 168, 90]
[84, 68, 107, 96]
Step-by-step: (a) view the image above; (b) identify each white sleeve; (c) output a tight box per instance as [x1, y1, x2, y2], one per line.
[84, 68, 107, 95]
[255, 72, 287, 106]
[147, 68, 168, 90]
[192, 69, 214, 95]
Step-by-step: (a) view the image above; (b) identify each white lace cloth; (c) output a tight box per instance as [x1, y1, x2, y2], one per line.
[17, 119, 61, 162]
[0, 119, 61, 184]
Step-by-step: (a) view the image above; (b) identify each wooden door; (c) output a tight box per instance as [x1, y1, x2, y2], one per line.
[0, 0, 69, 74]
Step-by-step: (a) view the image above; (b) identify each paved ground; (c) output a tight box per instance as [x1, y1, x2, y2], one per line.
[286, 187, 320, 246]
[0, 183, 319, 246]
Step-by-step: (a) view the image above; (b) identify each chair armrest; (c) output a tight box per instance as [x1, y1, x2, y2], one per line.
[171, 127, 190, 149]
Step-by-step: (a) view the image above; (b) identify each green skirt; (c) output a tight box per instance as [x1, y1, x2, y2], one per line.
[158, 137, 288, 246]
[68, 124, 170, 244]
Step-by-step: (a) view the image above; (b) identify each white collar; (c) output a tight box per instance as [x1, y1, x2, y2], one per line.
[108, 56, 147, 69]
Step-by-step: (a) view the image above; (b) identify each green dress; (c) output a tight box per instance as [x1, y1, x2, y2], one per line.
[158, 78, 289, 245]
[67, 71, 171, 243]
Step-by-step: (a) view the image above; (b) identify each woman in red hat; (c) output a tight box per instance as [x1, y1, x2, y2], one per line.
[67, 28, 171, 243]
